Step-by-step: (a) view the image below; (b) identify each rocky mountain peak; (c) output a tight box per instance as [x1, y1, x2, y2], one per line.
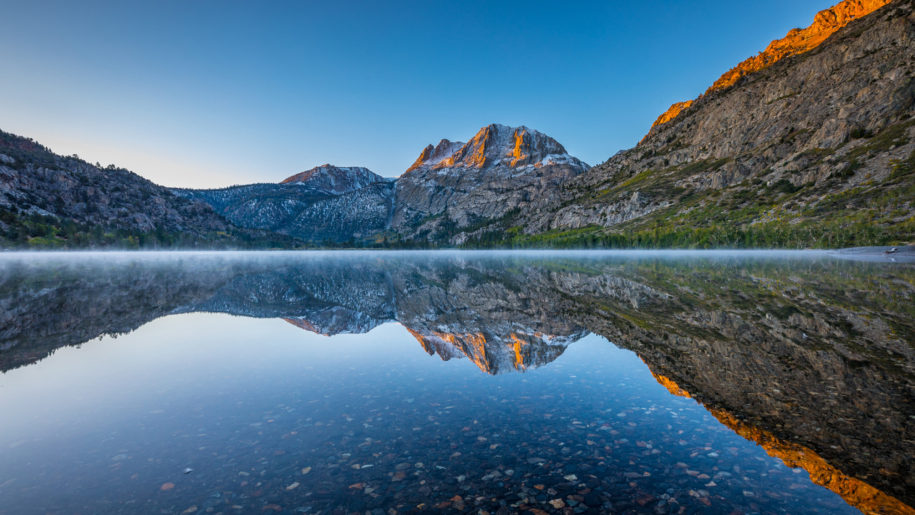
[406, 139, 465, 172]
[649, 0, 893, 130]
[280, 164, 385, 195]
[406, 124, 587, 172]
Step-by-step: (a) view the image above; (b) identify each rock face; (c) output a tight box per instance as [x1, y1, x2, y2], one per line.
[406, 139, 466, 172]
[174, 166, 395, 244]
[393, 124, 589, 244]
[508, 0, 915, 248]
[651, 0, 894, 129]
[280, 164, 386, 195]
[648, 100, 693, 130]
[0, 131, 288, 248]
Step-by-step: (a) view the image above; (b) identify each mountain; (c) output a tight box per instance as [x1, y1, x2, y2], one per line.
[650, 0, 894, 131]
[280, 164, 387, 194]
[492, 0, 914, 249]
[405, 139, 466, 172]
[175, 124, 588, 247]
[3, 0, 910, 250]
[173, 164, 395, 244]
[392, 124, 589, 244]
[0, 130, 293, 248]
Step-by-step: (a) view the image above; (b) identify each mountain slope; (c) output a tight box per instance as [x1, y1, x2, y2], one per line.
[497, 0, 914, 249]
[392, 124, 589, 244]
[173, 165, 395, 244]
[651, 0, 893, 130]
[0, 130, 293, 248]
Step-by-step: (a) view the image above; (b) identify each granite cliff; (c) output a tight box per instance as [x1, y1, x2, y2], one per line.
[651, 0, 894, 130]
[392, 124, 589, 244]
[497, 0, 914, 249]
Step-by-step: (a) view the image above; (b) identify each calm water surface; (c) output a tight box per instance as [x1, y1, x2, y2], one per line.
[0, 251, 912, 514]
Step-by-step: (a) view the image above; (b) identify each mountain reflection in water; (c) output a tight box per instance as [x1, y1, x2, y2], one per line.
[0, 251, 912, 514]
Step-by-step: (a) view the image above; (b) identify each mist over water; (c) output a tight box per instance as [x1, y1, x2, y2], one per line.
[0, 251, 912, 514]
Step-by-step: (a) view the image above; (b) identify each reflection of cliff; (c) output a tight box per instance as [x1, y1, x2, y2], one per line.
[556, 259, 915, 508]
[0, 254, 912, 508]
[713, 407, 913, 515]
[393, 262, 587, 374]
[180, 258, 590, 373]
[406, 328, 582, 375]
[0, 259, 232, 371]
[179, 260, 396, 329]
[650, 371, 914, 515]
[0, 256, 588, 375]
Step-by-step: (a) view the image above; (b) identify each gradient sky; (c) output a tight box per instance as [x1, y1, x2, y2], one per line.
[1, 0, 836, 188]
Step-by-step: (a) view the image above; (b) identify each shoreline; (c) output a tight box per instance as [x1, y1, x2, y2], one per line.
[829, 245, 915, 263]
[0, 246, 912, 263]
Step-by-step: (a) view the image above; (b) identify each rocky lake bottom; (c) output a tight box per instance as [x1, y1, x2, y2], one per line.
[0, 251, 912, 514]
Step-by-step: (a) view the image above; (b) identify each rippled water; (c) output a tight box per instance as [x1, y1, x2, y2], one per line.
[0, 251, 912, 514]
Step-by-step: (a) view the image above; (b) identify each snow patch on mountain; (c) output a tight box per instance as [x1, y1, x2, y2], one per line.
[405, 124, 589, 174]
[281, 164, 387, 195]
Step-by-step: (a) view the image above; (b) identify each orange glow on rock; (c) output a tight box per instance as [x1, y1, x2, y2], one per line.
[649, 0, 892, 130]
[282, 318, 328, 336]
[645, 368, 914, 514]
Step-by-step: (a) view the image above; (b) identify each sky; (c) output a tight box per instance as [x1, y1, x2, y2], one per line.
[0, 0, 837, 188]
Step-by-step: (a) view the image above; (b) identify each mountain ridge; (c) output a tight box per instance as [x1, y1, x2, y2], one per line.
[486, 0, 914, 249]
[280, 164, 389, 195]
[406, 124, 587, 172]
[391, 123, 590, 244]
[0, 130, 294, 248]
[650, 0, 894, 131]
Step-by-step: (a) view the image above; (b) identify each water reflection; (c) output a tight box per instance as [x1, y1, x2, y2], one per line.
[0, 251, 912, 513]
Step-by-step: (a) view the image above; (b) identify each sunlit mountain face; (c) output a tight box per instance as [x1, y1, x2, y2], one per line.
[0, 251, 912, 513]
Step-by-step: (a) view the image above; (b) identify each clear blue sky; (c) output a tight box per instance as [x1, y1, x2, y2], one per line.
[0, 0, 835, 187]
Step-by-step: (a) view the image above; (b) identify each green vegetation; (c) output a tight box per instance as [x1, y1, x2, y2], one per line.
[466, 178, 914, 249]
[458, 118, 915, 250]
[0, 208, 300, 249]
[465, 218, 910, 250]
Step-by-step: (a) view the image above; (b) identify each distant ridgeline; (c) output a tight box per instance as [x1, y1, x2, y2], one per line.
[0, 131, 297, 249]
[1, 0, 913, 249]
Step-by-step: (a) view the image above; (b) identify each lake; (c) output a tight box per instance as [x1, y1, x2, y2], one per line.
[0, 251, 912, 514]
